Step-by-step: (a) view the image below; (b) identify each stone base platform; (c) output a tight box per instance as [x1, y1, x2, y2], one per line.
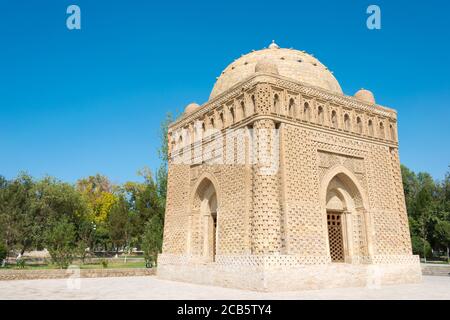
[157, 254, 422, 292]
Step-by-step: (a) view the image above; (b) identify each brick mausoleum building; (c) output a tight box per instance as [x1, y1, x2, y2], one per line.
[157, 41, 422, 291]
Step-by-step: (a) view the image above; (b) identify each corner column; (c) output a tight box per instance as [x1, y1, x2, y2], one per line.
[251, 84, 282, 254]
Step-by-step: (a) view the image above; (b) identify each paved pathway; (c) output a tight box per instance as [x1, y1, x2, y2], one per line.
[1, 275, 449, 300]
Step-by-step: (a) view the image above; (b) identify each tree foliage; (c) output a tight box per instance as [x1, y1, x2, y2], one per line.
[45, 217, 77, 269]
[142, 214, 164, 267]
[76, 174, 117, 224]
[0, 113, 170, 268]
[0, 242, 6, 266]
[107, 196, 132, 251]
[402, 165, 450, 260]
[0, 170, 165, 267]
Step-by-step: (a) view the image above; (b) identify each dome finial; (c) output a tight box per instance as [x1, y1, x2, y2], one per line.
[268, 40, 280, 49]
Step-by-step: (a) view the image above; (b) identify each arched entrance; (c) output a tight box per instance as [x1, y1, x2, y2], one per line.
[206, 192, 218, 260]
[326, 186, 348, 263]
[190, 177, 219, 262]
[321, 166, 370, 264]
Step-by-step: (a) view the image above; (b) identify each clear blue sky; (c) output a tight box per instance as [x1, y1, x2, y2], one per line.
[0, 0, 449, 184]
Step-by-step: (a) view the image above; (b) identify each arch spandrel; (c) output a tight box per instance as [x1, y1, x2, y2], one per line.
[189, 172, 222, 212]
[320, 165, 369, 211]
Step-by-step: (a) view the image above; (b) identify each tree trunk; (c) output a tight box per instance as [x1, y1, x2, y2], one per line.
[423, 242, 427, 263]
[447, 246, 449, 264]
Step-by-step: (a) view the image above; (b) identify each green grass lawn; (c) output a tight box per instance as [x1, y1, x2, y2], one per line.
[79, 261, 146, 269]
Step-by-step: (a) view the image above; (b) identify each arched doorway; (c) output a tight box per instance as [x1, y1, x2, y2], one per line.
[326, 187, 348, 262]
[191, 177, 219, 262]
[322, 167, 370, 264]
[207, 193, 218, 260]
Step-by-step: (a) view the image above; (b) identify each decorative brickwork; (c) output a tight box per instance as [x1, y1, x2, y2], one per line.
[158, 43, 421, 291]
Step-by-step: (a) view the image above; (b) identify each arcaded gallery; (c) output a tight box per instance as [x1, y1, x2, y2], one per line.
[157, 42, 422, 291]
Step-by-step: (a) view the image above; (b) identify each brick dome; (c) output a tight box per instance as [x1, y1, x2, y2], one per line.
[184, 102, 200, 114]
[210, 41, 343, 100]
[354, 89, 376, 104]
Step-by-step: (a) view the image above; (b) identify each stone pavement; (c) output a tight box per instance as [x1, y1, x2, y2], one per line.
[0, 275, 449, 300]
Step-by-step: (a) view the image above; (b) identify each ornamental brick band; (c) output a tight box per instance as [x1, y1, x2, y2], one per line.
[0, 268, 155, 281]
[157, 42, 422, 291]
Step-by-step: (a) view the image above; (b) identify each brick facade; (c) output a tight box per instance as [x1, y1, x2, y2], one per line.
[158, 44, 421, 291]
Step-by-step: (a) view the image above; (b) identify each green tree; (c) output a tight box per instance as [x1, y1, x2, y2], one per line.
[402, 165, 443, 261]
[0, 173, 35, 255]
[415, 183, 436, 261]
[76, 174, 118, 225]
[107, 197, 132, 252]
[0, 176, 9, 253]
[0, 242, 7, 267]
[139, 113, 174, 265]
[442, 167, 450, 217]
[435, 220, 450, 262]
[76, 174, 118, 251]
[401, 165, 420, 215]
[156, 112, 175, 208]
[411, 235, 432, 258]
[75, 220, 96, 263]
[435, 167, 450, 222]
[141, 214, 164, 267]
[45, 217, 77, 269]
[31, 176, 91, 250]
[122, 168, 163, 247]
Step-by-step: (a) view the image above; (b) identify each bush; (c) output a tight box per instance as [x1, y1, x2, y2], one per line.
[45, 218, 77, 269]
[101, 259, 108, 268]
[16, 258, 25, 269]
